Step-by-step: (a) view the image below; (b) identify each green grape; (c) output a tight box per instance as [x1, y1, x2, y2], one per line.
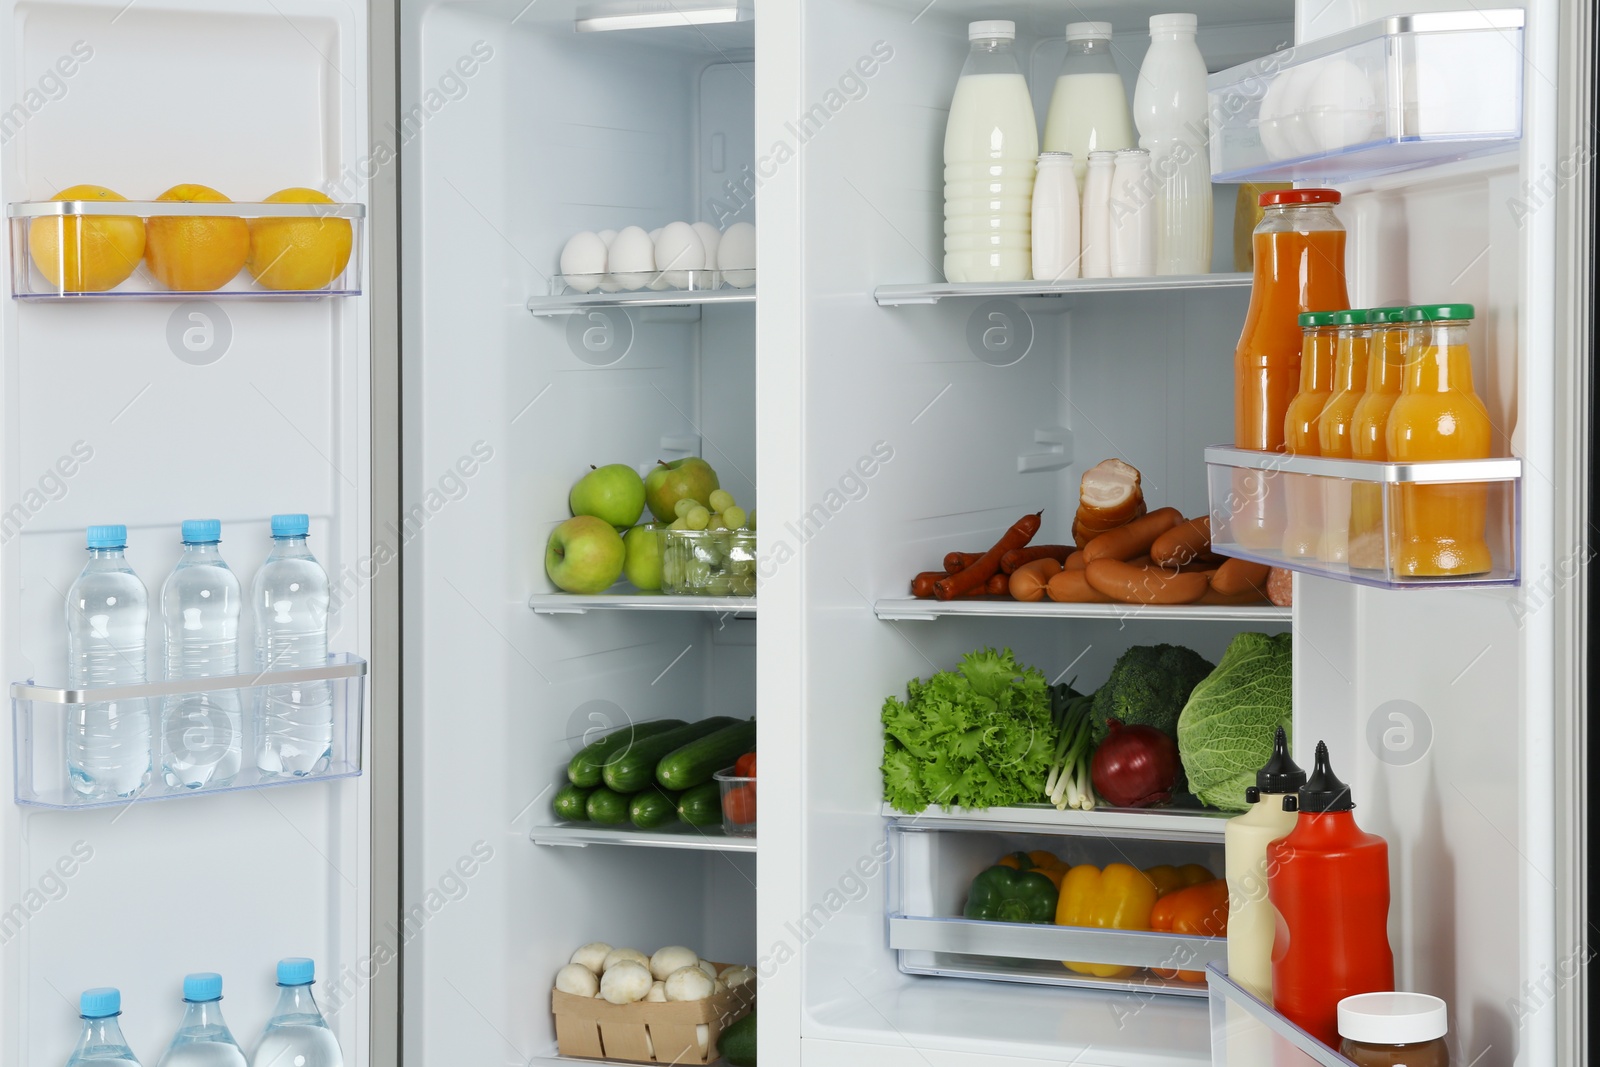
[722, 506, 747, 530]
[709, 516, 730, 531]
[674, 498, 698, 519]
[686, 506, 710, 531]
[668, 517, 690, 531]
[747, 509, 757, 531]
[703, 575, 733, 596]
[708, 489, 736, 512]
[729, 558, 756, 575]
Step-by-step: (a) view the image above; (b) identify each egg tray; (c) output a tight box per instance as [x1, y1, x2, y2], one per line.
[551, 966, 755, 1065]
[550, 269, 754, 295]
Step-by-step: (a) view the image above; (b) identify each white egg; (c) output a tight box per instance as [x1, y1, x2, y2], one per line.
[596, 227, 624, 290]
[559, 231, 607, 293]
[1280, 62, 1323, 158]
[691, 221, 722, 286]
[648, 227, 662, 241]
[654, 222, 706, 289]
[1257, 73, 1295, 161]
[598, 229, 618, 246]
[607, 226, 655, 290]
[1305, 56, 1382, 152]
[719, 222, 756, 288]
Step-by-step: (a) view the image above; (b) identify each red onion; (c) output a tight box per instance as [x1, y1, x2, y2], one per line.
[1091, 720, 1180, 808]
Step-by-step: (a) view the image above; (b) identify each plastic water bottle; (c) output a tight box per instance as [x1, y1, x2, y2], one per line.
[251, 959, 343, 1067]
[161, 521, 242, 790]
[67, 987, 142, 1066]
[157, 974, 247, 1067]
[1133, 13, 1213, 274]
[252, 515, 332, 776]
[66, 525, 151, 800]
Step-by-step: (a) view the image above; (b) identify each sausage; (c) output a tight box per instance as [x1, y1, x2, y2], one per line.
[1211, 559, 1273, 598]
[1073, 459, 1147, 546]
[980, 573, 1009, 596]
[1081, 507, 1184, 564]
[1000, 545, 1074, 574]
[1045, 568, 1114, 603]
[943, 551, 983, 574]
[1063, 551, 1087, 571]
[1084, 558, 1210, 605]
[1008, 558, 1063, 601]
[1267, 567, 1293, 607]
[1150, 516, 1216, 568]
[1197, 587, 1266, 606]
[911, 571, 946, 598]
[934, 512, 1042, 600]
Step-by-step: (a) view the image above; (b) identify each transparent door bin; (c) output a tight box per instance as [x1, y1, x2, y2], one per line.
[886, 819, 1225, 997]
[1207, 10, 1525, 183]
[1207, 963, 1360, 1066]
[11, 653, 365, 809]
[1205, 446, 1521, 588]
[550, 268, 753, 295]
[9, 200, 366, 299]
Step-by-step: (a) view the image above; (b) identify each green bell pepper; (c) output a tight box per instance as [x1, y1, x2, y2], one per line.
[963, 864, 1060, 924]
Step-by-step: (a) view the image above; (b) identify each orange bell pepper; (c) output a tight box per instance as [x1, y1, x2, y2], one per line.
[1143, 863, 1215, 898]
[996, 851, 1031, 870]
[1054, 863, 1159, 978]
[1027, 849, 1066, 870]
[1149, 878, 1229, 981]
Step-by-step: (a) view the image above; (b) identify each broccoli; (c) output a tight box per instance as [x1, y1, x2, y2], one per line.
[1090, 644, 1215, 745]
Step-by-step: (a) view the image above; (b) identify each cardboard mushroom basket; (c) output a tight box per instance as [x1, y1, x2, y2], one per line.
[552, 963, 755, 1064]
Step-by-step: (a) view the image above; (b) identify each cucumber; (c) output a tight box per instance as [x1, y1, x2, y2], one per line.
[568, 719, 688, 787]
[552, 784, 594, 822]
[677, 782, 722, 827]
[585, 786, 631, 825]
[602, 717, 740, 793]
[719, 1010, 756, 1066]
[629, 786, 682, 830]
[656, 719, 757, 791]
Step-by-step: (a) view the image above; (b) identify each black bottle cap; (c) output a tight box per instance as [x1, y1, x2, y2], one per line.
[1296, 741, 1355, 813]
[1247, 726, 1306, 804]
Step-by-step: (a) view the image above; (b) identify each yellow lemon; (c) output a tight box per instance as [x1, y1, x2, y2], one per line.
[144, 184, 251, 291]
[28, 185, 146, 293]
[246, 188, 353, 291]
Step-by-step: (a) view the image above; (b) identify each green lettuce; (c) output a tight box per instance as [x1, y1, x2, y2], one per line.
[1176, 632, 1293, 812]
[882, 647, 1054, 812]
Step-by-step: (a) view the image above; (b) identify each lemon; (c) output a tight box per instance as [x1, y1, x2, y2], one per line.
[246, 188, 353, 291]
[28, 185, 146, 293]
[144, 184, 251, 291]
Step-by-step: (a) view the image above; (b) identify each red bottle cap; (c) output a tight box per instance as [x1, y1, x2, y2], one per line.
[1260, 188, 1342, 207]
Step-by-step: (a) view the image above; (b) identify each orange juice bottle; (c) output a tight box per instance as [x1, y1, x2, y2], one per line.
[1348, 307, 1408, 569]
[1231, 189, 1349, 549]
[1386, 304, 1493, 577]
[1316, 309, 1370, 562]
[1280, 312, 1338, 559]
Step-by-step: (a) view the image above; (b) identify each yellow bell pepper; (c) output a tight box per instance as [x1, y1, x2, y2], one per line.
[1055, 862, 1160, 978]
[1143, 863, 1215, 898]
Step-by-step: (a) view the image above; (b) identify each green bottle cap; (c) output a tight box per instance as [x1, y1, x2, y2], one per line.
[1403, 304, 1475, 322]
[1298, 311, 1340, 328]
[1366, 306, 1407, 323]
[1331, 309, 1369, 326]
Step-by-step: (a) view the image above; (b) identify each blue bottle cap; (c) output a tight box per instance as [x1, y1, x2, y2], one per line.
[80, 987, 121, 1018]
[183, 972, 223, 1002]
[271, 514, 310, 538]
[277, 957, 315, 986]
[181, 519, 222, 545]
[86, 525, 127, 549]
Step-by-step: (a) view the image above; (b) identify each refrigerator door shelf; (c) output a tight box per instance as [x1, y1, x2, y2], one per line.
[11, 653, 365, 810]
[530, 822, 757, 852]
[874, 596, 1290, 623]
[882, 804, 1229, 843]
[529, 591, 756, 615]
[1205, 446, 1522, 588]
[1207, 10, 1525, 183]
[874, 272, 1250, 307]
[8, 199, 366, 299]
[1207, 962, 1361, 1066]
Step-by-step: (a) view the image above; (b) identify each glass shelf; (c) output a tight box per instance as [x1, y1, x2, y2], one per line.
[529, 591, 756, 615]
[874, 596, 1288, 623]
[530, 822, 756, 853]
[528, 270, 754, 316]
[1207, 963, 1360, 1066]
[1207, 10, 1525, 184]
[11, 654, 365, 810]
[880, 803, 1228, 842]
[873, 273, 1250, 307]
[9, 199, 365, 300]
[1205, 446, 1522, 588]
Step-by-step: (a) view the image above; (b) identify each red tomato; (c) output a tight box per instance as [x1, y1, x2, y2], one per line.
[734, 751, 756, 778]
[724, 783, 757, 825]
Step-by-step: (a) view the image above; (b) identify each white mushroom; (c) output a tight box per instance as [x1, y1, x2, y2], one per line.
[570, 942, 612, 974]
[719, 965, 756, 989]
[602, 947, 650, 973]
[600, 960, 654, 1004]
[665, 964, 716, 1002]
[695, 959, 719, 980]
[713, 979, 728, 993]
[696, 1024, 710, 1054]
[555, 963, 600, 997]
[645, 980, 668, 1003]
[650, 945, 700, 982]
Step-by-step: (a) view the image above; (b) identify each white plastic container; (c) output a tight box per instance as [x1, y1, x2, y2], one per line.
[1079, 151, 1115, 279]
[1109, 149, 1156, 277]
[1134, 13, 1213, 274]
[1042, 22, 1136, 192]
[1030, 152, 1081, 283]
[944, 21, 1037, 282]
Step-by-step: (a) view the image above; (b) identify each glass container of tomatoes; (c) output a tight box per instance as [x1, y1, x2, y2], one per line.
[715, 751, 756, 837]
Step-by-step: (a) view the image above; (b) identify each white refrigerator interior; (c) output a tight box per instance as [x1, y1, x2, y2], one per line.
[0, 0, 373, 1064]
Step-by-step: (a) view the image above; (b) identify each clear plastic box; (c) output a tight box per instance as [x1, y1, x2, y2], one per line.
[1208, 10, 1525, 183]
[713, 768, 756, 837]
[1205, 446, 1521, 588]
[661, 529, 756, 597]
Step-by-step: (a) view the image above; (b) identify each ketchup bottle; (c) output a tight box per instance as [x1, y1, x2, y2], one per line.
[1267, 741, 1394, 1047]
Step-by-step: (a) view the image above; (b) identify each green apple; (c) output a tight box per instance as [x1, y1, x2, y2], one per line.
[569, 463, 646, 527]
[622, 523, 665, 591]
[644, 457, 721, 521]
[545, 515, 626, 594]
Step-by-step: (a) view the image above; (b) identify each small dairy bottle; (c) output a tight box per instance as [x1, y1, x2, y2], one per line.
[1224, 725, 1306, 1002]
[1030, 153, 1081, 283]
[251, 959, 343, 1067]
[1079, 151, 1115, 278]
[1042, 22, 1136, 191]
[943, 21, 1037, 282]
[1133, 13, 1213, 274]
[1109, 149, 1155, 277]
[67, 988, 142, 1067]
[157, 974, 247, 1067]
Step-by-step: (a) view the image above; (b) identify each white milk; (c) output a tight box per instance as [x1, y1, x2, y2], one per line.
[1134, 13, 1213, 274]
[1079, 150, 1115, 278]
[1031, 152, 1081, 282]
[1109, 149, 1155, 277]
[1043, 72, 1136, 189]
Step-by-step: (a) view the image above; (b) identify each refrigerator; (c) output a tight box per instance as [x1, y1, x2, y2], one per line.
[2, 0, 1589, 1065]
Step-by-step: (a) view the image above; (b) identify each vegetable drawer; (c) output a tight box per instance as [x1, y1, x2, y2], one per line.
[886, 818, 1225, 998]
[1207, 963, 1360, 1066]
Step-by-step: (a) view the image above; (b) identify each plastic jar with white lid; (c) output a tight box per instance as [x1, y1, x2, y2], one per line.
[1338, 992, 1450, 1067]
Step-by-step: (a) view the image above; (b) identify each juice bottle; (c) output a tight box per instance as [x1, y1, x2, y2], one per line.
[1268, 742, 1394, 1048]
[1386, 304, 1493, 577]
[1348, 307, 1407, 569]
[1280, 312, 1337, 559]
[1231, 189, 1348, 549]
[1317, 309, 1370, 562]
